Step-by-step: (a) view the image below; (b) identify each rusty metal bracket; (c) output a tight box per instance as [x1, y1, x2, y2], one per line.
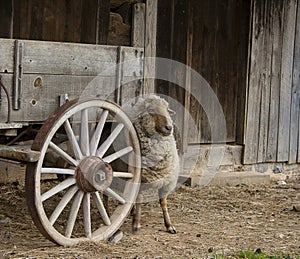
[13, 40, 24, 110]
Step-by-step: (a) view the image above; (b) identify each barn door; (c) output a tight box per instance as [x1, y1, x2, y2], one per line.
[244, 0, 300, 164]
[156, 0, 250, 148]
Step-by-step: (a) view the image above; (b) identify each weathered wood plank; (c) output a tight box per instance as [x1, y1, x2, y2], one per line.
[156, 0, 173, 97]
[0, 42, 143, 123]
[96, 0, 111, 45]
[143, 0, 157, 94]
[183, 0, 193, 153]
[277, 0, 297, 162]
[0, 144, 40, 162]
[0, 39, 15, 73]
[116, 46, 144, 105]
[243, 0, 264, 164]
[43, 0, 67, 42]
[30, 0, 44, 40]
[266, 1, 284, 162]
[13, 0, 32, 40]
[20, 40, 118, 76]
[65, 0, 82, 43]
[0, 74, 116, 123]
[118, 47, 144, 78]
[298, 103, 300, 162]
[132, 3, 145, 48]
[257, 0, 272, 163]
[169, 0, 188, 112]
[291, 0, 300, 163]
[81, 0, 98, 44]
[0, 0, 13, 38]
[236, 0, 251, 145]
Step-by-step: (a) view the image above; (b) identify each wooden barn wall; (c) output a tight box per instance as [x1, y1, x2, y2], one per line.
[244, 0, 300, 164]
[156, 0, 250, 145]
[0, 0, 138, 45]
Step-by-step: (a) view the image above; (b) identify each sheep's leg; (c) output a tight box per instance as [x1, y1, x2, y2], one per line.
[159, 197, 177, 234]
[132, 193, 143, 233]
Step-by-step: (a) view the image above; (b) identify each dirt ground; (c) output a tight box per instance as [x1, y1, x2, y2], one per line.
[0, 179, 299, 258]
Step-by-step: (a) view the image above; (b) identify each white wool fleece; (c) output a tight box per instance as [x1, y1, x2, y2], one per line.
[123, 94, 179, 197]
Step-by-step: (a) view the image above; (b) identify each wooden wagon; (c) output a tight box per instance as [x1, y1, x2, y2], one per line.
[0, 0, 157, 246]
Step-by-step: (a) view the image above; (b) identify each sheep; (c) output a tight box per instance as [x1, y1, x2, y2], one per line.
[124, 94, 180, 234]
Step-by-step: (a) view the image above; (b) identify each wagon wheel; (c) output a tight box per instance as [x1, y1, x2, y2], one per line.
[25, 98, 141, 246]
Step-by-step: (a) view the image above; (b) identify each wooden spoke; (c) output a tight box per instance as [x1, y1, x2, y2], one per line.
[113, 172, 134, 178]
[90, 110, 109, 156]
[49, 185, 78, 225]
[64, 119, 83, 160]
[104, 188, 126, 204]
[83, 193, 92, 238]
[41, 168, 75, 175]
[41, 178, 76, 202]
[92, 192, 111, 226]
[102, 146, 133, 163]
[65, 191, 84, 238]
[96, 123, 124, 158]
[49, 142, 78, 167]
[80, 109, 90, 156]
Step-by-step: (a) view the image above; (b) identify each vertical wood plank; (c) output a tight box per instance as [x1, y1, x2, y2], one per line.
[257, 0, 272, 163]
[30, 0, 44, 40]
[132, 3, 145, 48]
[243, 0, 264, 164]
[183, 0, 193, 153]
[290, 0, 300, 163]
[277, 0, 297, 162]
[236, 0, 251, 145]
[298, 101, 300, 162]
[80, 0, 98, 44]
[156, 0, 173, 96]
[96, 0, 110, 45]
[0, 0, 13, 38]
[13, 0, 32, 40]
[266, 1, 284, 162]
[143, 0, 157, 94]
[65, 0, 82, 43]
[43, 0, 67, 42]
[169, 0, 188, 151]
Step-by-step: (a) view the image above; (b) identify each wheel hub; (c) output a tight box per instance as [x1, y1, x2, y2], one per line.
[75, 156, 113, 193]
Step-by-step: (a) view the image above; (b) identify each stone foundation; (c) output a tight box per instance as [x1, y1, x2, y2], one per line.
[182, 145, 300, 187]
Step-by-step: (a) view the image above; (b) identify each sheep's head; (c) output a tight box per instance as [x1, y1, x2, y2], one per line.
[134, 95, 175, 137]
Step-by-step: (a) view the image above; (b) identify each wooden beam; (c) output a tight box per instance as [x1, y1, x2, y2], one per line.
[132, 3, 145, 48]
[96, 0, 110, 45]
[143, 0, 157, 94]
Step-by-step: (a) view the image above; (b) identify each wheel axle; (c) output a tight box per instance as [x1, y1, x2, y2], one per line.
[75, 156, 113, 193]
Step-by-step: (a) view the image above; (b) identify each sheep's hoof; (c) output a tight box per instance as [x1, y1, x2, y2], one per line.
[167, 226, 177, 234]
[132, 226, 141, 233]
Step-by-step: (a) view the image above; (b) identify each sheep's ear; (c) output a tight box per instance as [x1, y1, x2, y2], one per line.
[168, 108, 176, 116]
